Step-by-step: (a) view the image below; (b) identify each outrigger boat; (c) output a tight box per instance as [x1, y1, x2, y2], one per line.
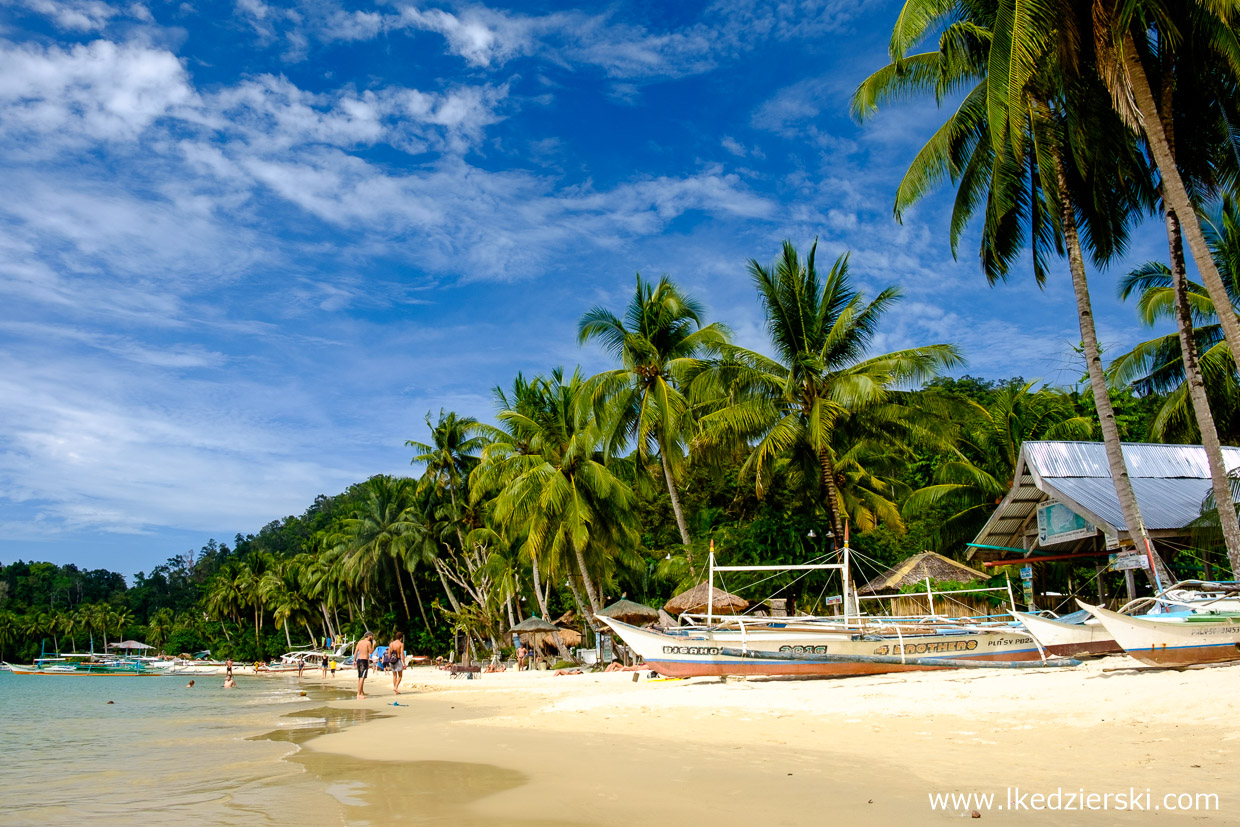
[1015, 581, 1240, 658]
[599, 545, 1050, 678]
[1078, 601, 1240, 667]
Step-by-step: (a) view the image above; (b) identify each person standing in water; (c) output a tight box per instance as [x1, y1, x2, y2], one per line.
[354, 633, 375, 700]
[388, 633, 406, 695]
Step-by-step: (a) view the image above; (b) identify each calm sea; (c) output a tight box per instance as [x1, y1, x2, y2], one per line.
[0, 670, 352, 826]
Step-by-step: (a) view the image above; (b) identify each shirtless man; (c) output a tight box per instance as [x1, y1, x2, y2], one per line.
[388, 633, 406, 695]
[354, 633, 375, 700]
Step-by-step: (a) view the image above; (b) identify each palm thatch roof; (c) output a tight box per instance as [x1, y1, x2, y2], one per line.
[510, 617, 559, 633]
[859, 551, 987, 594]
[596, 598, 660, 625]
[664, 582, 748, 615]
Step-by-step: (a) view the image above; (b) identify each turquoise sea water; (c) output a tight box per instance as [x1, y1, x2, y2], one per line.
[0, 670, 349, 826]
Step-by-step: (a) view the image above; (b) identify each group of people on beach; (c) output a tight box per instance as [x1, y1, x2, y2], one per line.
[183, 635, 408, 697]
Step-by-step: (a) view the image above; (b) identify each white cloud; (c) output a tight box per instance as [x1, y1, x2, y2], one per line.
[0, 39, 193, 144]
[15, 0, 122, 32]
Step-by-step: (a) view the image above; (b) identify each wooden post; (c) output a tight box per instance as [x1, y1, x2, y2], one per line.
[1096, 563, 1108, 607]
[1124, 569, 1138, 602]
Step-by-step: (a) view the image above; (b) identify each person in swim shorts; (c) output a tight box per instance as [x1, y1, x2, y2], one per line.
[354, 632, 375, 700]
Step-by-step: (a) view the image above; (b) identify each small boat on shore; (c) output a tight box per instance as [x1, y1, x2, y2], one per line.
[1079, 602, 1240, 667]
[1014, 610, 1122, 658]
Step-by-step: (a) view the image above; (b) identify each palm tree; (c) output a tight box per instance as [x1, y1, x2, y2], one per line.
[1112, 197, 1240, 571]
[578, 275, 730, 551]
[905, 383, 1093, 547]
[332, 475, 425, 627]
[408, 410, 490, 548]
[1083, 1, 1240, 373]
[147, 608, 175, 650]
[858, 0, 1173, 585]
[481, 367, 641, 620]
[696, 241, 962, 543]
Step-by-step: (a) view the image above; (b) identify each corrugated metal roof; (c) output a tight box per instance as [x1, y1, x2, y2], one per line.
[1024, 441, 1240, 480]
[970, 441, 1240, 551]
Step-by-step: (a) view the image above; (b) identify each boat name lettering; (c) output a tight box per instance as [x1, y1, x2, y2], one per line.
[661, 646, 722, 656]
[872, 639, 979, 656]
[777, 645, 830, 655]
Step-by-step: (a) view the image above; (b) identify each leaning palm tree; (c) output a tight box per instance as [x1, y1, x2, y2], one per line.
[696, 241, 962, 543]
[858, 0, 1173, 585]
[1111, 197, 1240, 570]
[578, 275, 730, 550]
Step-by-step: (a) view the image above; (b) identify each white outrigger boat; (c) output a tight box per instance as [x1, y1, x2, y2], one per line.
[1078, 601, 1240, 667]
[1015, 581, 1240, 658]
[600, 546, 1050, 678]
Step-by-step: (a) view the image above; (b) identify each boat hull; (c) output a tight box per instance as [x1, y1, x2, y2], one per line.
[597, 617, 1042, 678]
[1015, 612, 1121, 657]
[1080, 603, 1240, 667]
[5, 662, 168, 676]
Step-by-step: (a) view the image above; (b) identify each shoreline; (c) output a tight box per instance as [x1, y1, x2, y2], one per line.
[275, 656, 1240, 824]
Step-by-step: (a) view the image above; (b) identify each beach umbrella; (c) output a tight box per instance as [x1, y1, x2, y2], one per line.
[664, 582, 748, 616]
[596, 598, 659, 626]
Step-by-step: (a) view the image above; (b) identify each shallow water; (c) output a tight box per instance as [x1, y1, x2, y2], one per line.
[0, 670, 350, 825]
[1, 671, 569, 826]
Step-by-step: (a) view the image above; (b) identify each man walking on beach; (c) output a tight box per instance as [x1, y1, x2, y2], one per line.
[354, 632, 375, 700]
[388, 632, 405, 695]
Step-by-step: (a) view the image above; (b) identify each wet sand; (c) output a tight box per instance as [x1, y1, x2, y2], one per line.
[279, 658, 1240, 825]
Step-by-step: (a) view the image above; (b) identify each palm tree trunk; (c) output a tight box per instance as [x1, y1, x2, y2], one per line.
[530, 554, 572, 659]
[1052, 141, 1172, 588]
[410, 573, 432, 630]
[1165, 206, 1240, 573]
[254, 607, 261, 656]
[658, 437, 692, 552]
[1122, 34, 1240, 373]
[1152, 68, 1240, 576]
[393, 560, 413, 625]
[283, 619, 292, 649]
[571, 545, 604, 620]
[434, 562, 463, 613]
[817, 448, 847, 544]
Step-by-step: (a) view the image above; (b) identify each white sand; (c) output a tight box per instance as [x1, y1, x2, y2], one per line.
[284, 657, 1240, 825]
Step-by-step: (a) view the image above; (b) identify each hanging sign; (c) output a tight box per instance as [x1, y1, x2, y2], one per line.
[824, 595, 844, 606]
[1019, 565, 1033, 579]
[1037, 501, 1095, 546]
[1109, 551, 1150, 571]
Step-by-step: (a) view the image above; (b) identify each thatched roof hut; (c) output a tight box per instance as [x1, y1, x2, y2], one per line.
[665, 582, 748, 615]
[596, 598, 660, 625]
[859, 551, 987, 594]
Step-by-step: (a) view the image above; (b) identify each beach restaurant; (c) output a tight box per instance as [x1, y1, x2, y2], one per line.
[966, 440, 1240, 605]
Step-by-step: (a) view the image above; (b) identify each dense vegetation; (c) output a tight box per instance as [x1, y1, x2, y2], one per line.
[4, 0, 1240, 664]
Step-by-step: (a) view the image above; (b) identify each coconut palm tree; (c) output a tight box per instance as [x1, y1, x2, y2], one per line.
[858, 0, 1174, 585]
[695, 241, 962, 544]
[481, 367, 641, 620]
[1111, 197, 1240, 570]
[578, 275, 730, 550]
[331, 475, 425, 627]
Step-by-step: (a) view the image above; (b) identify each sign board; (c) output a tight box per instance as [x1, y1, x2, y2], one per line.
[1019, 565, 1033, 579]
[599, 633, 614, 663]
[1109, 551, 1150, 571]
[824, 594, 844, 606]
[1037, 501, 1096, 546]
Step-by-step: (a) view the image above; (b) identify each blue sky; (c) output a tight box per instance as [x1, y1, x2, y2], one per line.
[0, 0, 1172, 577]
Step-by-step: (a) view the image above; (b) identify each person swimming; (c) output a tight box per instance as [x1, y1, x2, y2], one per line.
[223, 676, 237, 689]
[186, 679, 195, 688]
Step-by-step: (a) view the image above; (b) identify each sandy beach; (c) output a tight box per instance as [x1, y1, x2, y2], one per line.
[277, 658, 1240, 825]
